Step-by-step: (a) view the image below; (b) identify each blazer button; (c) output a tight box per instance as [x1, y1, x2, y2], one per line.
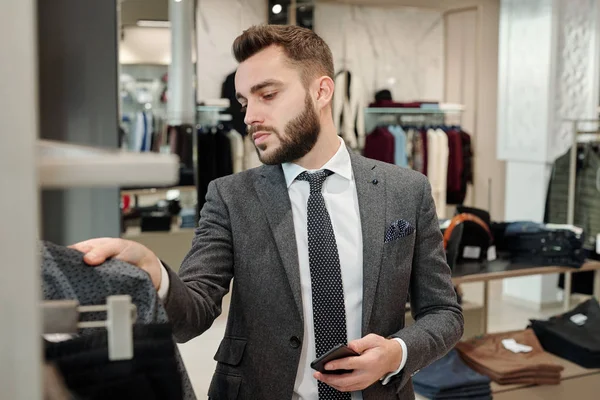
[289, 336, 301, 349]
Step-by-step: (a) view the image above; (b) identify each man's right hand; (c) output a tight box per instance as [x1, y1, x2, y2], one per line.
[69, 238, 162, 291]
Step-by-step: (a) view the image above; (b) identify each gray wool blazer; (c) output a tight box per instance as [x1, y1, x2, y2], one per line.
[164, 149, 464, 400]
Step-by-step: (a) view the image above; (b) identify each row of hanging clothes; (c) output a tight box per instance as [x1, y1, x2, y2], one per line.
[121, 111, 166, 152]
[363, 122, 473, 219]
[544, 125, 600, 296]
[194, 108, 263, 217]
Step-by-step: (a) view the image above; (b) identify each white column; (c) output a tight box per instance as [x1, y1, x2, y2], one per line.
[0, 0, 41, 399]
[168, 0, 195, 125]
[498, 0, 600, 308]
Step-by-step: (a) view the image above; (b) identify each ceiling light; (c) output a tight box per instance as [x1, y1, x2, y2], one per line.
[136, 20, 171, 28]
[272, 4, 282, 14]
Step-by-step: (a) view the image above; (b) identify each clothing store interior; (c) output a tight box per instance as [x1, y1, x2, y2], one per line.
[3, 0, 600, 399]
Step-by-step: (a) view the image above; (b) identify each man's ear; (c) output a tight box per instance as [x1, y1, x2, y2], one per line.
[314, 76, 335, 109]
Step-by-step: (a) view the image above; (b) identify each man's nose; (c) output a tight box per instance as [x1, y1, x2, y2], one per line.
[243, 103, 264, 126]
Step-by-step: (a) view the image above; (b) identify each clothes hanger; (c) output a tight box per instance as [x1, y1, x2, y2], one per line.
[42, 295, 137, 361]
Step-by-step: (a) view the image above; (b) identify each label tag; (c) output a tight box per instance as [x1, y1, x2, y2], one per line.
[502, 338, 533, 353]
[487, 245, 497, 261]
[463, 246, 481, 259]
[570, 313, 588, 326]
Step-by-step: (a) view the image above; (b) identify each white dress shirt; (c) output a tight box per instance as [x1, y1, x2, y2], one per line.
[158, 138, 407, 399]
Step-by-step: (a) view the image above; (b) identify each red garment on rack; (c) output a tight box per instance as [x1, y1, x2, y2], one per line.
[364, 127, 395, 164]
[420, 129, 429, 176]
[446, 129, 464, 193]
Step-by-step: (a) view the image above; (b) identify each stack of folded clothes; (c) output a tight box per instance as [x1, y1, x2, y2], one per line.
[500, 222, 586, 268]
[413, 350, 491, 399]
[455, 329, 564, 385]
[530, 298, 600, 368]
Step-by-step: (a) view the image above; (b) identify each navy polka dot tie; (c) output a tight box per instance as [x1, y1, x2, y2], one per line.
[297, 170, 351, 400]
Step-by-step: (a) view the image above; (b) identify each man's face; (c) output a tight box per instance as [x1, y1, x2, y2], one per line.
[235, 45, 320, 165]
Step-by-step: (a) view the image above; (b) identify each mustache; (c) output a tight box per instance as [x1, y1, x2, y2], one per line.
[247, 125, 279, 136]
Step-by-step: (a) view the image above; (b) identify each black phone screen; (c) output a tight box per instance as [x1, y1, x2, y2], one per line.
[310, 344, 359, 375]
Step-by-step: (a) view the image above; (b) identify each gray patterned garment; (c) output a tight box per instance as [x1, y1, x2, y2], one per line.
[40, 241, 197, 400]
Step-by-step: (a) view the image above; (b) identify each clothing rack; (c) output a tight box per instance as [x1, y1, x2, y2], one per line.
[364, 105, 465, 134]
[563, 119, 600, 310]
[197, 105, 232, 127]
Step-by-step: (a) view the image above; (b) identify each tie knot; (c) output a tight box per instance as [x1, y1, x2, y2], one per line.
[296, 169, 334, 193]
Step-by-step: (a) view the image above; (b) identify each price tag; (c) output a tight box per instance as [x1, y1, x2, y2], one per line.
[487, 245, 497, 261]
[570, 313, 588, 326]
[463, 246, 481, 259]
[502, 338, 533, 353]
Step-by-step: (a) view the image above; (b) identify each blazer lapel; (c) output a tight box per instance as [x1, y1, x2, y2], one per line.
[254, 164, 303, 321]
[349, 151, 386, 334]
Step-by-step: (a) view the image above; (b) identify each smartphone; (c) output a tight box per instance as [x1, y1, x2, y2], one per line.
[310, 344, 359, 375]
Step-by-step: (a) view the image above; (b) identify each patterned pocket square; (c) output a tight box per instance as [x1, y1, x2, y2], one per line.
[384, 219, 415, 243]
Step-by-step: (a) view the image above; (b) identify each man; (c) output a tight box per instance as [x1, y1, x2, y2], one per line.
[72, 25, 463, 400]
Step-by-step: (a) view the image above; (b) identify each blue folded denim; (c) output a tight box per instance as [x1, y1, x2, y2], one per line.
[505, 221, 546, 234]
[414, 383, 491, 399]
[413, 350, 491, 392]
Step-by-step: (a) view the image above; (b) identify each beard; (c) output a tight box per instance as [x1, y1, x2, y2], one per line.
[248, 93, 320, 165]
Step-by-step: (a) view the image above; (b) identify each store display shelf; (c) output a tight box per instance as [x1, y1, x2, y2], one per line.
[38, 140, 179, 188]
[120, 185, 196, 197]
[364, 106, 465, 114]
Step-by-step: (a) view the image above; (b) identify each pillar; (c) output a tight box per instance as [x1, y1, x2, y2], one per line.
[168, 0, 195, 125]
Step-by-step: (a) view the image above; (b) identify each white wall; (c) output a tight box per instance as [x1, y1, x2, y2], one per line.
[314, 4, 445, 104]
[120, 27, 172, 65]
[195, 0, 267, 101]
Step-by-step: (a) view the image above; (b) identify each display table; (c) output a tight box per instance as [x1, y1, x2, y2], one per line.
[491, 351, 599, 395]
[493, 374, 600, 399]
[451, 259, 600, 333]
[415, 345, 600, 400]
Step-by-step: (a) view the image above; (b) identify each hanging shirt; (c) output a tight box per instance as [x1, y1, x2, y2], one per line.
[388, 125, 408, 167]
[427, 129, 448, 219]
[436, 129, 449, 219]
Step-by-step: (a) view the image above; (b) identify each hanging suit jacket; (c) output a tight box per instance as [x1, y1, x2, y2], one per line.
[162, 149, 464, 400]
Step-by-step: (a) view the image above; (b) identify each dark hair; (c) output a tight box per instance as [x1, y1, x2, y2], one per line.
[232, 25, 334, 87]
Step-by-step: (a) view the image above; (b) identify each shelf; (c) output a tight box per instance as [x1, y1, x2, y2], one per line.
[365, 106, 465, 114]
[120, 185, 196, 197]
[197, 105, 228, 112]
[38, 140, 179, 188]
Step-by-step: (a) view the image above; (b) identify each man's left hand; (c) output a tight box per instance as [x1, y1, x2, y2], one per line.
[313, 334, 403, 392]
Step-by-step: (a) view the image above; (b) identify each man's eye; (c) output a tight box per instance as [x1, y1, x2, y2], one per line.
[263, 93, 277, 100]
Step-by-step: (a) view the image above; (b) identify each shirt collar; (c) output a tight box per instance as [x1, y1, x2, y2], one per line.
[282, 137, 353, 188]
